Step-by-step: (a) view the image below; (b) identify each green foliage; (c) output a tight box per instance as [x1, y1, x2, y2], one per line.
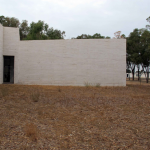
[20, 20, 29, 40]
[0, 16, 5, 25]
[75, 33, 110, 39]
[127, 18, 150, 82]
[105, 36, 111, 39]
[140, 29, 150, 67]
[95, 83, 101, 87]
[126, 69, 131, 73]
[46, 27, 64, 39]
[84, 82, 91, 87]
[0, 16, 20, 27]
[24, 20, 65, 40]
[0, 15, 66, 40]
[127, 28, 142, 65]
[146, 16, 150, 30]
[25, 20, 44, 40]
[121, 34, 126, 38]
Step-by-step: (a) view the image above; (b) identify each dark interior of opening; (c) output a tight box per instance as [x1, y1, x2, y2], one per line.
[3, 56, 14, 83]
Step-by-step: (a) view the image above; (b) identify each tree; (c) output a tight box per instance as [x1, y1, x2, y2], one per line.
[46, 27, 65, 39]
[0, 15, 66, 40]
[75, 33, 110, 39]
[140, 29, 150, 83]
[20, 20, 29, 40]
[146, 16, 150, 30]
[0, 16, 5, 25]
[127, 26, 150, 83]
[92, 33, 105, 39]
[114, 31, 121, 39]
[26, 20, 45, 40]
[25, 20, 65, 40]
[127, 29, 142, 81]
[126, 69, 131, 73]
[114, 31, 126, 39]
[105, 36, 111, 39]
[3, 17, 20, 27]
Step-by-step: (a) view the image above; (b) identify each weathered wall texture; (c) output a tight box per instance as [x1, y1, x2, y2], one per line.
[3, 27, 20, 83]
[1, 26, 126, 86]
[0, 24, 3, 84]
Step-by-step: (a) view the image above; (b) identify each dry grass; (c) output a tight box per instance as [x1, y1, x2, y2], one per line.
[0, 81, 150, 149]
[25, 123, 38, 142]
[0, 86, 9, 97]
[30, 89, 40, 102]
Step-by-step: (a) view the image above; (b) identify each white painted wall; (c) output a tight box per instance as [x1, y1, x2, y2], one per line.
[3, 27, 20, 83]
[19, 39, 126, 86]
[1, 26, 126, 86]
[0, 24, 3, 84]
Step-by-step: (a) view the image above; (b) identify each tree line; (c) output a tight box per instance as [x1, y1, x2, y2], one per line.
[126, 16, 150, 83]
[0, 15, 113, 40]
[0, 16, 66, 40]
[72, 33, 111, 39]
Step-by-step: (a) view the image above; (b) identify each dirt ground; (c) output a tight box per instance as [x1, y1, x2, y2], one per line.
[0, 81, 150, 149]
[126, 77, 150, 85]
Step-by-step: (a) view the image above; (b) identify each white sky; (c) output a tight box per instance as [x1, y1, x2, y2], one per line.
[0, 0, 150, 39]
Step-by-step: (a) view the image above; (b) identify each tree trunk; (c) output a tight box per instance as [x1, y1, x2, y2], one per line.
[147, 71, 149, 83]
[138, 68, 139, 81]
[132, 70, 134, 81]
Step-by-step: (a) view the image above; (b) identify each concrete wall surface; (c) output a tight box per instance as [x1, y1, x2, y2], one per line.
[0, 24, 3, 84]
[19, 39, 126, 86]
[3, 27, 20, 83]
[1, 25, 126, 86]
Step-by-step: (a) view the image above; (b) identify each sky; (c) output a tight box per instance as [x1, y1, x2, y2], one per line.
[0, 0, 150, 39]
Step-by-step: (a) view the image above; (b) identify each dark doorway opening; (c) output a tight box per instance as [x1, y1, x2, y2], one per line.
[3, 56, 14, 83]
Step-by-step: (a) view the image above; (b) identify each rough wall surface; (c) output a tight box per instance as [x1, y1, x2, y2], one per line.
[0, 24, 3, 84]
[3, 27, 20, 83]
[19, 39, 126, 86]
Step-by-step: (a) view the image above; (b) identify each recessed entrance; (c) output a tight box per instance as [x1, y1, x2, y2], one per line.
[3, 56, 14, 83]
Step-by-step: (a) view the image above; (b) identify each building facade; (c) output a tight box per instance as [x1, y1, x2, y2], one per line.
[0, 24, 126, 86]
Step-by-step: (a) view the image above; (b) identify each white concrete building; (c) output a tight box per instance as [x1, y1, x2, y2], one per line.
[0, 24, 126, 86]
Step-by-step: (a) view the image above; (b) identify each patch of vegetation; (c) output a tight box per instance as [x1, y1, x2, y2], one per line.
[84, 82, 91, 87]
[95, 83, 101, 87]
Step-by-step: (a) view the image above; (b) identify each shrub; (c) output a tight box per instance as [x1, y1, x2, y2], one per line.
[95, 83, 101, 87]
[84, 82, 91, 87]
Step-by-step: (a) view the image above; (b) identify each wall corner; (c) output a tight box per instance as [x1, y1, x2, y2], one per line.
[0, 24, 3, 84]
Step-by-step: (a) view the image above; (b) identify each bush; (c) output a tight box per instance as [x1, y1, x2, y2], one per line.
[84, 82, 91, 87]
[95, 83, 101, 87]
